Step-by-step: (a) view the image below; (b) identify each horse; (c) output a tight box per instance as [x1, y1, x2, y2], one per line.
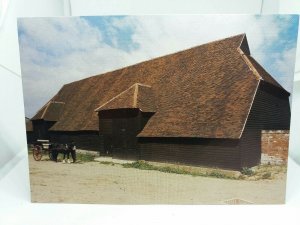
[49, 142, 76, 163]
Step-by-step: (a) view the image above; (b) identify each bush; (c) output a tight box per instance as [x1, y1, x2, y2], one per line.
[241, 167, 254, 176]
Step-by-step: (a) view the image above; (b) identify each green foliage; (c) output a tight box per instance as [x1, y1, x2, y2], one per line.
[122, 160, 237, 180]
[241, 167, 254, 176]
[123, 160, 155, 170]
[208, 171, 227, 179]
[75, 153, 95, 162]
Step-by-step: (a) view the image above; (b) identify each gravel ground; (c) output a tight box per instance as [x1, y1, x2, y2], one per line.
[29, 157, 286, 204]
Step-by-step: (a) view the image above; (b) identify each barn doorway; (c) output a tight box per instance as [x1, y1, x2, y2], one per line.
[98, 109, 154, 160]
[95, 83, 156, 160]
[111, 109, 139, 159]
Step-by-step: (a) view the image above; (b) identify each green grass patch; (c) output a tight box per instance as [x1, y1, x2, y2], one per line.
[54, 152, 95, 162]
[122, 160, 238, 180]
[122, 161, 287, 180]
[75, 153, 95, 162]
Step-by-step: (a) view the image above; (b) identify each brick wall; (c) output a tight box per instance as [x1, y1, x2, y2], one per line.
[261, 130, 289, 162]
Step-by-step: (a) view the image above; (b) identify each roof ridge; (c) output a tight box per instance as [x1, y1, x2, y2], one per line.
[40, 101, 52, 119]
[135, 83, 151, 88]
[237, 48, 261, 81]
[237, 33, 251, 55]
[133, 84, 139, 107]
[94, 83, 136, 111]
[245, 55, 287, 91]
[64, 34, 246, 86]
[50, 101, 65, 104]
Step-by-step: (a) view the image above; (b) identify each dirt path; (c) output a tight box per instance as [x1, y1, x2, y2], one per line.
[29, 157, 286, 204]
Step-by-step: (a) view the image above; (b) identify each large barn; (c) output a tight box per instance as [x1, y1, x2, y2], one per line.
[27, 34, 290, 170]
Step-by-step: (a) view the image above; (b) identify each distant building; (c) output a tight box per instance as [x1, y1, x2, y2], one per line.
[27, 34, 290, 170]
[25, 117, 34, 143]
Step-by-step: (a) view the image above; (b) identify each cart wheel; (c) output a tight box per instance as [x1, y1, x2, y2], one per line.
[33, 145, 42, 161]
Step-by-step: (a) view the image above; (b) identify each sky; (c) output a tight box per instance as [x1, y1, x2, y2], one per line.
[18, 15, 299, 118]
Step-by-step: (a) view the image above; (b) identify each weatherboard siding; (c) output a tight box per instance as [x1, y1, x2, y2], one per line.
[98, 109, 153, 159]
[239, 81, 290, 168]
[49, 131, 102, 151]
[138, 138, 242, 170]
[137, 82, 291, 170]
[253, 82, 290, 130]
[32, 120, 56, 139]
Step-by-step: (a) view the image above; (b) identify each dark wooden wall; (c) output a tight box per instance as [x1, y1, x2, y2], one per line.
[50, 131, 102, 151]
[253, 81, 290, 130]
[137, 81, 291, 170]
[26, 131, 36, 144]
[98, 109, 153, 159]
[138, 137, 242, 170]
[239, 81, 290, 168]
[239, 126, 261, 168]
[32, 120, 56, 139]
[29, 80, 290, 170]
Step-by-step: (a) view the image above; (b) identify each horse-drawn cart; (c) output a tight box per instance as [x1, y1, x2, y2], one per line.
[32, 140, 76, 162]
[32, 140, 53, 161]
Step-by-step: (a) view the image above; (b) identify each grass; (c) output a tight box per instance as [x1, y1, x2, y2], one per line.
[252, 164, 286, 180]
[122, 160, 238, 180]
[73, 152, 95, 162]
[121, 160, 287, 180]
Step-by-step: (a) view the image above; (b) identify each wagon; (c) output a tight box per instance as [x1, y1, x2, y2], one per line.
[32, 140, 65, 161]
[32, 139, 76, 162]
[32, 140, 50, 161]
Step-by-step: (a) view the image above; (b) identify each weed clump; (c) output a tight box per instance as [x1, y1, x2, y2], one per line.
[241, 167, 254, 176]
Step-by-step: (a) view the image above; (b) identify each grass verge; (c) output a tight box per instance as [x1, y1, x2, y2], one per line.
[75, 153, 95, 162]
[121, 161, 287, 180]
[122, 160, 238, 180]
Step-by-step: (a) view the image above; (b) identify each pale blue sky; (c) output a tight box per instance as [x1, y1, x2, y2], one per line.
[18, 15, 299, 117]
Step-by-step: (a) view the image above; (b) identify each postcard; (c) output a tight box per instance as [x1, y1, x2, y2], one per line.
[19, 15, 298, 204]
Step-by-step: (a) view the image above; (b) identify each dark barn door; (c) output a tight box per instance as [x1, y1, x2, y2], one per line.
[99, 109, 150, 160]
[112, 114, 139, 159]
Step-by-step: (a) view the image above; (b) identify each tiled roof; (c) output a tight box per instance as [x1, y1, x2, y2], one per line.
[95, 83, 156, 112]
[32, 34, 288, 138]
[32, 101, 65, 121]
